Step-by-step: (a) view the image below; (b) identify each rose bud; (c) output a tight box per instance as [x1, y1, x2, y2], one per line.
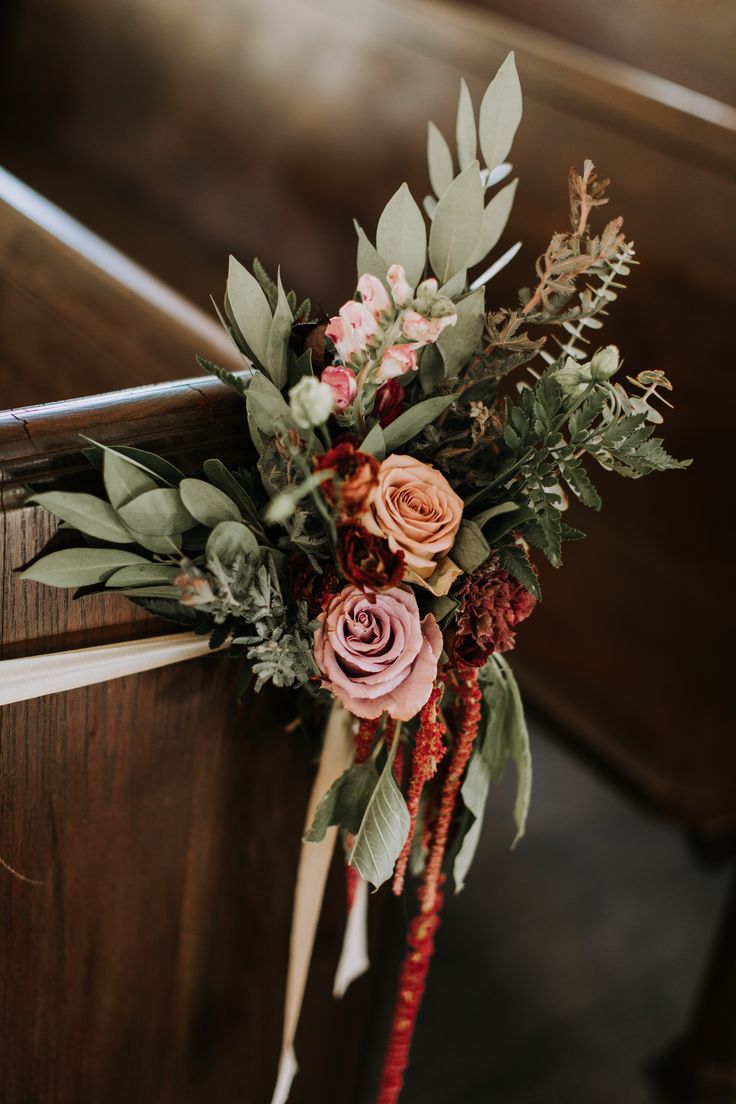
[321, 364, 357, 413]
[377, 344, 417, 381]
[374, 378, 404, 427]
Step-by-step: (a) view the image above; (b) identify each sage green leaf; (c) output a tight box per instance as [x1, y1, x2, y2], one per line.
[82, 437, 182, 486]
[206, 520, 259, 565]
[28, 492, 133, 544]
[103, 451, 158, 509]
[105, 563, 179, 587]
[428, 162, 484, 284]
[467, 178, 518, 267]
[427, 121, 454, 198]
[118, 488, 196, 536]
[265, 270, 293, 390]
[437, 287, 485, 377]
[419, 343, 446, 394]
[453, 749, 491, 892]
[246, 371, 294, 454]
[179, 478, 241, 528]
[227, 255, 272, 368]
[471, 501, 519, 528]
[499, 655, 532, 846]
[382, 395, 455, 451]
[439, 269, 467, 299]
[354, 222, 389, 282]
[304, 761, 379, 842]
[479, 52, 522, 171]
[116, 585, 182, 599]
[360, 422, 387, 459]
[21, 547, 148, 587]
[376, 183, 427, 288]
[455, 78, 477, 170]
[125, 529, 182, 555]
[348, 733, 410, 890]
[202, 459, 261, 525]
[451, 519, 491, 573]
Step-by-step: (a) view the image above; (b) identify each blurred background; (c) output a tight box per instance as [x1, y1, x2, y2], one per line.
[1, 1, 735, 1100]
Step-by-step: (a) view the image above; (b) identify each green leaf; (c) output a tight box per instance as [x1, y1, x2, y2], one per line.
[451, 519, 491, 573]
[493, 656, 532, 846]
[206, 520, 259, 566]
[427, 121, 454, 198]
[125, 530, 182, 555]
[179, 478, 241, 528]
[348, 732, 410, 890]
[467, 178, 518, 267]
[439, 269, 467, 299]
[453, 749, 491, 892]
[227, 255, 273, 367]
[82, 438, 183, 486]
[303, 762, 379, 842]
[437, 287, 485, 377]
[196, 354, 249, 399]
[265, 270, 293, 390]
[360, 422, 387, 459]
[354, 222, 389, 282]
[497, 545, 541, 601]
[376, 183, 427, 287]
[246, 371, 295, 453]
[455, 78, 477, 170]
[471, 501, 519, 528]
[252, 256, 279, 310]
[118, 488, 196, 536]
[479, 52, 522, 171]
[28, 492, 133, 544]
[105, 563, 179, 587]
[103, 451, 158, 510]
[428, 162, 484, 284]
[20, 547, 148, 587]
[419, 343, 446, 394]
[202, 459, 262, 525]
[382, 395, 455, 451]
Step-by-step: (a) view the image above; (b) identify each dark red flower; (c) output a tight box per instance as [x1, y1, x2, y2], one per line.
[337, 521, 405, 588]
[313, 441, 379, 517]
[374, 378, 404, 427]
[288, 553, 341, 617]
[450, 561, 537, 667]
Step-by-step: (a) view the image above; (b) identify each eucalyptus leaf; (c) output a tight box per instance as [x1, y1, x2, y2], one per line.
[82, 438, 183, 486]
[179, 478, 241, 528]
[453, 749, 491, 892]
[382, 395, 455, 451]
[227, 255, 273, 368]
[501, 655, 532, 846]
[103, 451, 158, 510]
[439, 269, 467, 299]
[118, 488, 197, 536]
[437, 287, 485, 377]
[21, 547, 148, 587]
[427, 121, 454, 198]
[125, 529, 183, 555]
[206, 521, 259, 566]
[105, 563, 180, 587]
[265, 270, 293, 390]
[451, 519, 491, 573]
[28, 492, 133, 544]
[202, 459, 261, 525]
[428, 162, 484, 284]
[467, 178, 518, 267]
[376, 183, 427, 288]
[360, 422, 387, 459]
[246, 371, 294, 453]
[455, 78, 477, 170]
[479, 52, 522, 172]
[348, 733, 410, 890]
[303, 761, 379, 842]
[354, 222, 389, 282]
[418, 344, 446, 394]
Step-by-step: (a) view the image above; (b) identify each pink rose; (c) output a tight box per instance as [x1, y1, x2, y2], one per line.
[326, 300, 379, 361]
[401, 309, 458, 345]
[321, 364, 357, 413]
[387, 263, 414, 307]
[363, 454, 463, 578]
[313, 584, 442, 720]
[377, 344, 417, 381]
[357, 273, 392, 320]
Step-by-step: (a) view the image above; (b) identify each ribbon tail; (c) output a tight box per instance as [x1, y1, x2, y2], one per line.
[270, 701, 354, 1104]
[333, 876, 370, 999]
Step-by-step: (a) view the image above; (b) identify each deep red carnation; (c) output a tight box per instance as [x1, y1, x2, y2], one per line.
[450, 561, 537, 667]
[313, 441, 379, 517]
[374, 378, 404, 427]
[288, 553, 341, 617]
[337, 521, 405, 589]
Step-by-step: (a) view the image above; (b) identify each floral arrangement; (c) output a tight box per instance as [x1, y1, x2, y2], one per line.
[20, 56, 687, 1102]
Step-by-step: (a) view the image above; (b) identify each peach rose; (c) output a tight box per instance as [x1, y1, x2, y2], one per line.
[357, 273, 392, 319]
[313, 583, 442, 720]
[377, 344, 417, 381]
[363, 455, 464, 579]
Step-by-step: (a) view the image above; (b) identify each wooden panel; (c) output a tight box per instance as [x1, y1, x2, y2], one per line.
[0, 380, 391, 1102]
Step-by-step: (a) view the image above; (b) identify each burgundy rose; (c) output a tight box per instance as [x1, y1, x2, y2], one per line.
[288, 553, 340, 618]
[337, 521, 405, 589]
[450, 561, 537, 667]
[373, 378, 404, 427]
[313, 441, 379, 516]
[313, 584, 442, 720]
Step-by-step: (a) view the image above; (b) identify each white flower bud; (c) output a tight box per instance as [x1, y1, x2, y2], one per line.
[288, 376, 335, 428]
[590, 345, 620, 381]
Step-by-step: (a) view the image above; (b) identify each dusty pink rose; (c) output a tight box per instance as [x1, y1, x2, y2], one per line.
[357, 273, 392, 319]
[313, 584, 442, 720]
[364, 455, 463, 579]
[377, 343, 417, 381]
[326, 300, 378, 361]
[401, 309, 458, 345]
[387, 263, 414, 306]
[321, 364, 357, 412]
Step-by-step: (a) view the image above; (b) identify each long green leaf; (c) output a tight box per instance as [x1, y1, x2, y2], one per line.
[427, 121, 454, 198]
[348, 732, 410, 890]
[455, 78, 477, 170]
[103, 451, 158, 510]
[428, 162, 484, 283]
[381, 395, 455, 452]
[437, 287, 485, 377]
[479, 52, 522, 171]
[118, 488, 196, 536]
[304, 762, 379, 842]
[21, 548, 148, 587]
[227, 255, 273, 368]
[179, 478, 241, 528]
[265, 270, 293, 389]
[28, 492, 133, 544]
[467, 178, 518, 267]
[376, 183, 427, 287]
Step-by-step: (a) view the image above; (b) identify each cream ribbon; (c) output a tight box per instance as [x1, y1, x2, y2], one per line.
[0, 632, 370, 1102]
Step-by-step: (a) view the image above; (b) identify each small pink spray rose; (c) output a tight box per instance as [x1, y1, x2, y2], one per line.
[321, 364, 358, 413]
[357, 273, 392, 320]
[401, 309, 457, 345]
[326, 300, 379, 362]
[387, 263, 414, 307]
[377, 344, 418, 381]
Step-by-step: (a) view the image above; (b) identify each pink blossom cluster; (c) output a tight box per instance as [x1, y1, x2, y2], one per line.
[320, 265, 458, 416]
